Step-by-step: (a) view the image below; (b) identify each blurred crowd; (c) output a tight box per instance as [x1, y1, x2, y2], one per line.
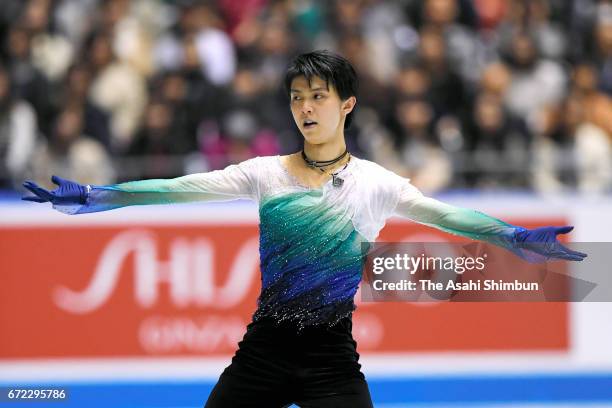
[2, 0, 612, 194]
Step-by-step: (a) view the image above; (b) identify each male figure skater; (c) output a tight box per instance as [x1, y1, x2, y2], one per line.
[23, 50, 586, 407]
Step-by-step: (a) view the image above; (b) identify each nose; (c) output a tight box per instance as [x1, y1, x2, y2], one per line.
[300, 101, 313, 115]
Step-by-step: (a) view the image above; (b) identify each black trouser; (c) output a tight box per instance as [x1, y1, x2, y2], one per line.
[204, 316, 374, 408]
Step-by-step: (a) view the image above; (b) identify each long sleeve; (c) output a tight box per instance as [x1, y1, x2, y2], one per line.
[394, 194, 519, 248]
[389, 173, 521, 250]
[53, 157, 260, 215]
[389, 176, 585, 263]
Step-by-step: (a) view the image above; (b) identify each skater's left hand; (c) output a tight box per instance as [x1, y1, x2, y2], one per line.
[513, 226, 587, 262]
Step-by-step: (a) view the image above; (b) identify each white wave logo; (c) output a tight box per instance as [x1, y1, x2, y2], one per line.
[53, 229, 260, 314]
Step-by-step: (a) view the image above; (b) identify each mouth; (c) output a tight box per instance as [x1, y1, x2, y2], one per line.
[303, 120, 318, 130]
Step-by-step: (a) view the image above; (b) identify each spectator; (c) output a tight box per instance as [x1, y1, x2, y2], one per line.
[0, 65, 38, 188]
[463, 92, 529, 188]
[496, 0, 567, 60]
[249, 8, 296, 92]
[23, 0, 75, 82]
[3, 24, 53, 136]
[572, 62, 612, 137]
[29, 103, 115, 186]
[338, 31, 391, 119]
[156, 70, 204, 153]
[503, 31, 566, 126]
[532, 93, 612, 194]
[594, 5, 612, 95]
[87, 30, 148, 152]
[127, 100, 187, 180]
[392, 97, 452, 193]
[419, 0, 484, 83]
[192, 3, 237, 86]
[57, 63, 112, 150]
[202, 65, 281, 169]
[531, 103, 575, 193]
[417, 27, 466, 119]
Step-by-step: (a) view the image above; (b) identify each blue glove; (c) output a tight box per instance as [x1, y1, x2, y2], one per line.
[513, 226, 587, 262]
[22, 176, 90, 205]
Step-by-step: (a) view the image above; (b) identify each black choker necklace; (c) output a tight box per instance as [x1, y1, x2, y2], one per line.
[301, 149, 350, 188]
[301, 149, 348, 168]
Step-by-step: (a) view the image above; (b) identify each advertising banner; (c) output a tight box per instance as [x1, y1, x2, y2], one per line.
[0, 217, 568, 359]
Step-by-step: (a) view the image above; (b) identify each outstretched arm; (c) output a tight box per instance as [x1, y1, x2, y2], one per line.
[395, 193, 586, 262]
[22, 159, 258, 215]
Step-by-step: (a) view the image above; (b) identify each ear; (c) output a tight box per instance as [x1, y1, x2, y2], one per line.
[342, 96, 357, 115]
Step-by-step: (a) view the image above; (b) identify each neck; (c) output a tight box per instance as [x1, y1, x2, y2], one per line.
[303, 138, 346, 162]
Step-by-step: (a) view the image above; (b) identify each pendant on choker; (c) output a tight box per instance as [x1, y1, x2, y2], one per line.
[332, 174, 344, 188]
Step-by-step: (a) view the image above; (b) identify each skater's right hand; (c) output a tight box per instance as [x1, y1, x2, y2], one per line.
[22, 176, 90, 205]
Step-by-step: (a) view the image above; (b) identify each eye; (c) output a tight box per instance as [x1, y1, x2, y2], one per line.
[291, 95, 301, 101]
[314, 94, 324, 99]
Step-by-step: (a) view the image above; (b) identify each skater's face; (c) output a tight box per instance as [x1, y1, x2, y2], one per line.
[289, 75, 355, 145]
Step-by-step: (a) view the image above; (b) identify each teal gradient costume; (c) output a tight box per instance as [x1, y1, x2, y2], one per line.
[255, 190, 366, 328]
[22, 155, 585, 329]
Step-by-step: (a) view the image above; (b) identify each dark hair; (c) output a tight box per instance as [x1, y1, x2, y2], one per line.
[283, 50, 358, 129]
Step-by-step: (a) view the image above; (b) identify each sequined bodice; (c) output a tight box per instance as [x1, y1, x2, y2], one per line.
[253, 189, 369, 329]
